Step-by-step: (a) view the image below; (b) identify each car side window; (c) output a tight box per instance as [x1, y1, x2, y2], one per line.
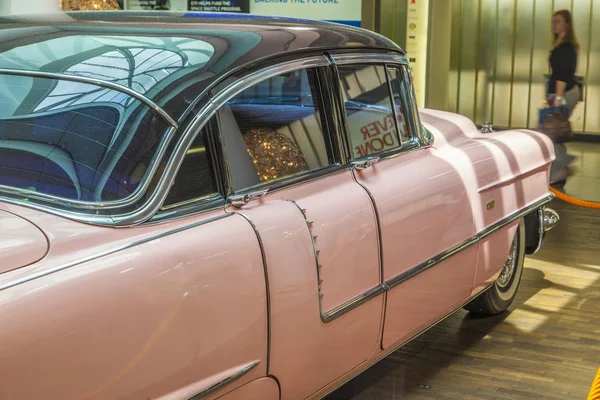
[162, 125, 219, 208]
[216, 68, 335, 192]
[337, 64, 408, 158]
[386, 66, 412, 143]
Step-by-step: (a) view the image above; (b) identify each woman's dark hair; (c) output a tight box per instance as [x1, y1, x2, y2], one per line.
[553, 9, 580, 52]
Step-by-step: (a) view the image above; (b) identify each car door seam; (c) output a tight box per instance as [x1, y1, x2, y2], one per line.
[231, 211, 272, 374]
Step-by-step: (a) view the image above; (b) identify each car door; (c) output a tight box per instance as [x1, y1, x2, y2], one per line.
[211, 62, 383, 400]
[332, 58, 478, 350]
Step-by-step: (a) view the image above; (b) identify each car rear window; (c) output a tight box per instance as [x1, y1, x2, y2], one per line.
[0, 74, 171, 203]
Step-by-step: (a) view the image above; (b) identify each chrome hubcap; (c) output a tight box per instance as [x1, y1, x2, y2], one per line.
[497, 236, 518, 288]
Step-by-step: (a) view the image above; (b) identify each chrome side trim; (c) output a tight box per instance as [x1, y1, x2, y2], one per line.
[385, 236, 479, 290]
[322, 284, 386, 323]
[232, 212, 272, 373]
[281, 195, 553, 323]
[285, 199, 384, 323]
[475, 194, 554, 239]
[0, 68, 177, 128]
[316, 283, 494, 400]
[385, 194, 554, 291]
[186, 360, 260, 400]
[0, 212, 233, 292]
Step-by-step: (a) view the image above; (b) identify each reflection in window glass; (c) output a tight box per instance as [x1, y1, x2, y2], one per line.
[338, 65, 401, 158]
[0, 35, 215, 112]
[0, 75, 170, 203]
[387, 67, 411, 142]
[163, 124, 217, 207]
[218, 69, 333, 191]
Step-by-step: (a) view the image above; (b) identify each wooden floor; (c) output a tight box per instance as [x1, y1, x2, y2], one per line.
[326, 199, 600, 399]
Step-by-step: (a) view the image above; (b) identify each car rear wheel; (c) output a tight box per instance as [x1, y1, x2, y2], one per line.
[464, 219, 525, 315]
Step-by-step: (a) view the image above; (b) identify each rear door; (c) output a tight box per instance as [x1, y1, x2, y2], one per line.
[212, 61, 384, 400]
[331, 56, 477, 349]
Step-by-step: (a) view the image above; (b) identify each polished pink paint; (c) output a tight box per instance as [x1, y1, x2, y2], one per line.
[0, 210, 267, 400]
[231, 170, 383, 400]
[217, 377, 280, 400]
[0, 107, 554, 400]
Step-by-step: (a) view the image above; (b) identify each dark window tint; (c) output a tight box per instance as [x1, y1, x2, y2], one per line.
[0, 75, 170, 202]
[338, 65, 402, 158]
[387, 67, 412, 141]
[218, 68, 334, 191]
[163, 125, 218, 207]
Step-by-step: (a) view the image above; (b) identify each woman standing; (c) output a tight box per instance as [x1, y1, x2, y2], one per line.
[547, 9, 581, 186]
[548, 9, 581, 109]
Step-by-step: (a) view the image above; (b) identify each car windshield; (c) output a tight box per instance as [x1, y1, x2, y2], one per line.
[0, 74, 170, 203]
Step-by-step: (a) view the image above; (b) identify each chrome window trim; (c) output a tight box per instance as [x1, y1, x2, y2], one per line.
[226, 165, 348, 202]
[331, 52, 408, 66]
[385, 66, 406, 146]
[149, 52, 429, 224]
[148, 202, 225, 225]
[329, 54, 431, 163]
[160, 193, 222, 211]
[0, 69, 178, 128]
[402, 65, 434, 147]
[0, 212, 234, 292]
[0, 52, 434, 226]
[150, 56, 332, 216]
[186, 360, 260, 400]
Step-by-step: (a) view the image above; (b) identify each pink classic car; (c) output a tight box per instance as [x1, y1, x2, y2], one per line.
[0, 11, 559, 400]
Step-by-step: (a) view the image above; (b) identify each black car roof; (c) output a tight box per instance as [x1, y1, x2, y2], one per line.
[0, 11, 403, 121]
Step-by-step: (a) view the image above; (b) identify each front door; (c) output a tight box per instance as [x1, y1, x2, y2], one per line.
[215, 65, 383, 400]
[333, 61, 477, 349]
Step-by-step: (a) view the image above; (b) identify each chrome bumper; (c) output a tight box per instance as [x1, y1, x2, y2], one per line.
[542, 207, 559, 232]
[531, 207, 559, 254]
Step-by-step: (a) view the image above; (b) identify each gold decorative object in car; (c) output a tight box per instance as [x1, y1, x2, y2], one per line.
[243, 128, 309, 182]
[61, 0, 121, 11]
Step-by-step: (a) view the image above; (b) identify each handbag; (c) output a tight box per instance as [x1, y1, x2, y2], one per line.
[538, 105, 572, 144]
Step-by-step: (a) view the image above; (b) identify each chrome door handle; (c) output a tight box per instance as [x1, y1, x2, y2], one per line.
[228, 189, 269, 208]
[351, 156, 380, 170]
